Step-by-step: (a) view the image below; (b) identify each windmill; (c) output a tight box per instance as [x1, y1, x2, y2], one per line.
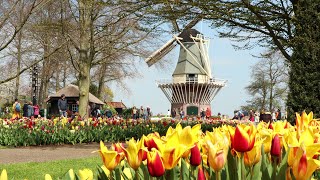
[146, 18, 226, 116]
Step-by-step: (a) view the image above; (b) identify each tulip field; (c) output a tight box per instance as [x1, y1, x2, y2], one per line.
[1, 112, 320, 180]
[0, 117, 242, 146]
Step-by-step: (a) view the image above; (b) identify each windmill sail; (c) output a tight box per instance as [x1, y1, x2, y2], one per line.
[145, 38, 177, 67]
[145, 16, 202, 67]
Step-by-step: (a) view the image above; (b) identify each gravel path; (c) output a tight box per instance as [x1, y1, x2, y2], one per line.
[0, 143, 101, 164]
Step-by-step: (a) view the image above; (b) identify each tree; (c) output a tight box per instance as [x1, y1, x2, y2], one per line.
[244, 52, 288, 112]
[134, 0, 320, 120]
[62, 0, 154, 118]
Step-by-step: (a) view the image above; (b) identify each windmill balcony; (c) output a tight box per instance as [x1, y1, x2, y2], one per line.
[156, 78, 227, 86]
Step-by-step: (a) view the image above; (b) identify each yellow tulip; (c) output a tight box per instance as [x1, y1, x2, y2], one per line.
[122, 168, 133, 179]
[0, 169, 7, 180]
[44, 174, 52, 180]
[155, 131, 185, 170]
[204, 129, 229, 171]
[99, 141, 124, 171]
[206, 140, 228, 171]
[259, 129, 273, 153]
[296, 111, 314, 137]
[101, 165, 110, 177]
[244, 140, 263, 167]
[78, 169, 93, 180]
[121, 138, 146, 170]
[291, 147, 320, 180]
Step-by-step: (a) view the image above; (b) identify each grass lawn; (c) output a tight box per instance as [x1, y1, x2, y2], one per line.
[0, 156, 102, 179]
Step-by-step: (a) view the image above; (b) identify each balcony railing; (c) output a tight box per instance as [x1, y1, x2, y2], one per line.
[156, 78, 227, 86]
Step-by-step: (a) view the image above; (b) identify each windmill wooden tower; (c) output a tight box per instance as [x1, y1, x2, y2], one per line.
[145, 19, 226, 116]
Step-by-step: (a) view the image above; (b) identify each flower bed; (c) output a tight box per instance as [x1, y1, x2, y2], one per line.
[0, 117, 244, 146]
[1, 111, 320, 180]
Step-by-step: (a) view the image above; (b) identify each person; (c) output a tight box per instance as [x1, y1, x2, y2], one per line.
[33, 104, 40, 118]
[12, 98, 21, 119]
[254, 111, 260, 124]
[22, 101, 29, 117]
[91, 104, 99, 118]
[201, 109, 205, 120]
[232, 113, 239, 120]
[167, 109, 171, 117]
[147, 107, 151, 117]
[105, 108, 112, 118]
[27, 101, 34, 118]
[139, 106, 144, 119]
[249, 109, 255, 122]
[96, 107, 101, 117]
[171, 108, 176, 118]
[276, 109, 281, 120]
[271, 110, 276, 122]
[205, 107, 211, 120]
[132, 106, 137, 119]
[180, 109, 184, 119]
[58, 94, 67, 117]
[144, 107, 148, 121]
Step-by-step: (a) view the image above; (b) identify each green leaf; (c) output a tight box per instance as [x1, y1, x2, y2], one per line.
[251, 157, 262, 180]
[277, 149, 289, 179]
[180, 158, 189, 180]
[261, 147, 271, 180]
[226, 150, 238, 180]
[114, 167, 122, 180]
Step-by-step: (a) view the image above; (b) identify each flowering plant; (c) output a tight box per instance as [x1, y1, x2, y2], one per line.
[2, 111, 320, 179]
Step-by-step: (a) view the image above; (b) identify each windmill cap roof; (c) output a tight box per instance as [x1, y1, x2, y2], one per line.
[178, 29, 202, 42]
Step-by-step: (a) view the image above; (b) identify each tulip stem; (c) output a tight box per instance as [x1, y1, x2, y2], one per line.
[110, 171, 114, 180]
[240, 154, 245, 180]
[215, 171, 221, 180]
[135, 170, 140, 180]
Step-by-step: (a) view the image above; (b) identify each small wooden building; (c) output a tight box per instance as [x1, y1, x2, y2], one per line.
[106, 101, 126, 115]
[46, 84, 104, 115]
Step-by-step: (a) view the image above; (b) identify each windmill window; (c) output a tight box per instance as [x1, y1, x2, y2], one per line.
[187, 74, 198, 82]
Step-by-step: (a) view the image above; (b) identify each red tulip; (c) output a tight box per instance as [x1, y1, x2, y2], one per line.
[230, 124, 256, 152]
[271, 134, 281, 157]
[147, 149, 165, 177]
[190, 143, 201, 166]
[198, 166, 206, 180]
[144, 137, 158, 151]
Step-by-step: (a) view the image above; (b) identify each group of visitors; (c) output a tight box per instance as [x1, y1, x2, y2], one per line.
[11, 98, 40, 119]
[58, 94, 110, 119]
[200, 108, 212, 119]
[132, 106, 151, 120]
[232, 108, 282, 122]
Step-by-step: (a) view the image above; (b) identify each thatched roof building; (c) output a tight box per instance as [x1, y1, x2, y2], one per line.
[46, 84, 104, 116]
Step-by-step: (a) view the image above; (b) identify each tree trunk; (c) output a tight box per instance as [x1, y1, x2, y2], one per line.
[63, 63, 67, 87]
[38, 38, 51, 108]
[78, 0, 93, 118]
[78, 64, 91, 118]
[14, 0, 24, 99]
[269, 67, 273, 112]
[15, 31, 22, 99]
[55, 63, 60, 91]
[97, 64, 107, 99]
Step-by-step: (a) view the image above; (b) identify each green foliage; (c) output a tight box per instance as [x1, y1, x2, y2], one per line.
[0, 156, 101, 180]
[286, 0, 320, 123]
[0, 119, 234, 147]
[102, 104, 117, 116]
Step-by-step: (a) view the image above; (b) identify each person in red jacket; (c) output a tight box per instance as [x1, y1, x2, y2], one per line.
[205, 107, 211, 120]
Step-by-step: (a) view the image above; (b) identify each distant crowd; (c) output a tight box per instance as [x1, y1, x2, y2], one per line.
[11, 98, 40, 119]
[232, 108, 284, 122]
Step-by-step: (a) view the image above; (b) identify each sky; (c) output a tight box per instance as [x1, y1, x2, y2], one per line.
[112, 22, 263, 117]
